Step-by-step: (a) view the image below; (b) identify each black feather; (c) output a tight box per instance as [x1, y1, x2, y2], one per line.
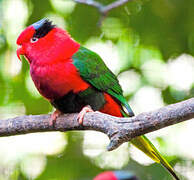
[33, 19, 55, 38]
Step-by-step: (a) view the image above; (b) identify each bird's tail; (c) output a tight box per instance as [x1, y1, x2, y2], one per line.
[131, 136, 179, 180]
[121, 110, 179, 180]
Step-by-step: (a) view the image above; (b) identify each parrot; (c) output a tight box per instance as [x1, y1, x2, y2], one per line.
[16, 19, 179, 180]
[93, 171, 139, 180]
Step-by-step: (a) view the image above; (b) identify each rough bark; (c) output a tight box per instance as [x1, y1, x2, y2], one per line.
[0, 98, 193, 151]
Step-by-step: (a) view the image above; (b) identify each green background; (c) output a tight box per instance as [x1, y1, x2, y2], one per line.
[0, 0, 194, 179]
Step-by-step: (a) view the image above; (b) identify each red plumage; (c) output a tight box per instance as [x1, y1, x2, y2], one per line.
[30, 59, 90, 100]
[17, 26, 89, 99]
[93, 171, 117, 180]
[100, 93, 122, 117]
[16, 23, 121, 116]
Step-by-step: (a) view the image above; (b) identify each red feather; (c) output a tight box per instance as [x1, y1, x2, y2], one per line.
[30, 58, 90, 100]
[93, 171, 117, 180]
[17, 24, 123, 116]
[100, 93, 122, 117]
[17, 26, 90, 100]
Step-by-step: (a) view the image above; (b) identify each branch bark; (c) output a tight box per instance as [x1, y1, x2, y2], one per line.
[0, 98, 194, 151]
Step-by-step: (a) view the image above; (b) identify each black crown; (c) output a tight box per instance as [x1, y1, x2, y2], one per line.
[33, 19, 56, 38]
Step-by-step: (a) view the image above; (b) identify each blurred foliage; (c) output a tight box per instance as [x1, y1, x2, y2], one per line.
[0, 0, 194, 179]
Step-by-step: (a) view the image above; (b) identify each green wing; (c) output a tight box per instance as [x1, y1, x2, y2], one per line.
[72, 46, 134, 116]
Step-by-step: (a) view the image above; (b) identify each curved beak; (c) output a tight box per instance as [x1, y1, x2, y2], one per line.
[16, 45, 25, 61]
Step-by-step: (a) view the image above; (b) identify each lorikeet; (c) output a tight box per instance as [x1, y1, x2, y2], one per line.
[93, 171, 138, 180]
[16, 19, 179, 180]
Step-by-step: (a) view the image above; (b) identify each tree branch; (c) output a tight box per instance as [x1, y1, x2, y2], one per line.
[74, 0, 132, 14]
[0, 98, 194, 151]
[100, 0, 132, 14]
[74, 0, 103, 11]
[73, 0, 133, 25]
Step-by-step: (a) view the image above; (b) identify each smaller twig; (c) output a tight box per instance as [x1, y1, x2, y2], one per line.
[100, 0, 132, 14]
[74, 0, 133, 25]
[74, 0, 103, 10]
[74, 0, 131, 14]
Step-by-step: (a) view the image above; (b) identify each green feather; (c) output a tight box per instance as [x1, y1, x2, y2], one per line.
[73, 46, 134, 116]
[73, 46, 179, 180]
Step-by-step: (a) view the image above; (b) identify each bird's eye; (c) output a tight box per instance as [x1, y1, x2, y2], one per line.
[30, 37, 38, 43]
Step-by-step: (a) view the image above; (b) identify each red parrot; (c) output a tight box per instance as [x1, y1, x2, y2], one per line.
[93, 171, 138, 180]
[16, 19, 179, 180]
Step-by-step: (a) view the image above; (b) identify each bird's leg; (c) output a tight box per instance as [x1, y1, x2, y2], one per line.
[77, 105, 93, 125]
[50, 109, 62, 126]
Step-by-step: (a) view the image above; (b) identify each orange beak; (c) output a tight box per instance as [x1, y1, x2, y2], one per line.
[16, 45, 25, 61]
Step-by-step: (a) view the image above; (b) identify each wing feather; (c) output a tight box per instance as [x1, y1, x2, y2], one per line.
[72, 46, 134, 116]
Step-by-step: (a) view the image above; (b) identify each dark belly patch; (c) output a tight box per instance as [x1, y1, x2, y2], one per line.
[51, 88, 106, 113]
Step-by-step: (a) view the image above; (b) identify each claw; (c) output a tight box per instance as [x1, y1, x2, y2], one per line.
[77, 106, 93, 125]
[50, 109, 62, 127]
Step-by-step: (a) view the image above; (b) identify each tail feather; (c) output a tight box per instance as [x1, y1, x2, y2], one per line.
[121, 110, 179, 180]
[131, 136, 180, 180]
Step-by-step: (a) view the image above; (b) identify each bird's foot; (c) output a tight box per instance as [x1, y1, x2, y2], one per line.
[77, 106, 93, 125]
[50, 109, 62, 127]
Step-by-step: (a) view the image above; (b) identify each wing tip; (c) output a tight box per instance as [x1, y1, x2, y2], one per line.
[126, 106, 135, 117]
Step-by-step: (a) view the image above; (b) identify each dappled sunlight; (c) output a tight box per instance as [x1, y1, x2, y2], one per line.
[166, 54, 194, 91]
[0, 102, 26, 119]
[4, 52, 22, 77]
[0, 0, 194, 179]
[0, 132, 67, 161]
[0, 132, 67, 178]
[172, 120, 194, 159]
[175, 161, 194, 180]
[50, 0, 76, 16]
[129, 145, 154, 166]
[129, 86, 164, 113]
[94, 143, 130, 169]
[101, 17, 124, 40]
[118, 70, 141, 95]
[142, 60, 168, 88]
[83, 131, 130, 169]
[86, 40, 121, 74]
[44, 13, 67, 29]
[2, 0, 28, 47]
[83, 131, 109, 158]
[20, 155, 46, 179]
[25, 71, 42, 98]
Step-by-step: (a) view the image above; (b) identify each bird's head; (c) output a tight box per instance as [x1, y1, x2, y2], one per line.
[93, 171, 139, 180]
[16, 18, 79, 64]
